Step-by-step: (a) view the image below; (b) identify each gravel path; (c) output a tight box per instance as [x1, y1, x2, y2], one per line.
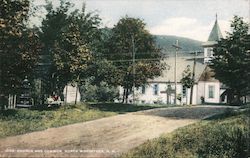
[0, 105, 237, 158]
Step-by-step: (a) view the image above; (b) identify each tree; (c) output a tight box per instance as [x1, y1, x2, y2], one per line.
[211, 16, 250, 104]
[39, 0, 101, 101]
[87, 59, 119, 86]
[53, 17, 92, 103]
[80, 79, 119, 102]
[105, 16, 166, 103]
[180, 65, 194, 104]
[0, 0, 40, 108]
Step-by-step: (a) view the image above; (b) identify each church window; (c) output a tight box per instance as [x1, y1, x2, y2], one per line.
[208, 85, 215, 98]
[153, 84, 159, 95]
[207, 48, 213, 57]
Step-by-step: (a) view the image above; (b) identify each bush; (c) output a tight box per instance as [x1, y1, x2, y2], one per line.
[80, 80, 119, 102]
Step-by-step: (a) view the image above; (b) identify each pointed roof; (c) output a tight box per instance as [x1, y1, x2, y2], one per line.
[199, 66, 219, 82]
[207, 15, 223, 42]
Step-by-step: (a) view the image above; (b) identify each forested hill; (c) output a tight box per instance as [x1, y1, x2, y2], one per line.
[100, 28, 203, 53]
[154, 35, 203, 53]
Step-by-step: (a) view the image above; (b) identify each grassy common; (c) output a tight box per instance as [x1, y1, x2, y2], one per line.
[121, 109, 250, 158]
[0, 103, 166, 138]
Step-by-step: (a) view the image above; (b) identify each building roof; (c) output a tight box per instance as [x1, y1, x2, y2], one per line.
[202, 17, 223, 47]
[149, 53, 207, 83]
[207, 18, 223, 42]
[198, 66, 219, 82]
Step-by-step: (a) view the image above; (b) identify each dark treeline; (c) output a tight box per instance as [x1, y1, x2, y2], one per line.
[0, 0, 166, 108]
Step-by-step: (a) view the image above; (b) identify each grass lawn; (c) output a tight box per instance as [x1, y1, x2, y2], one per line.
[0, 103, 167, 138]
[121, 108, 250, 158]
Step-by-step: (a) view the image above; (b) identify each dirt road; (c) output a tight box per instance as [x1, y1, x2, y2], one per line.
[0, 105, 237, 157]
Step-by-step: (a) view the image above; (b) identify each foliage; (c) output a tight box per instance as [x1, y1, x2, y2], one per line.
[104, 16, 166, 102]
[39, 0, 101, 98]
[87, 59, 119, 86]
[181, 65, 194, 88]
[211, 16, 250, 104]
[121, 109, 250, 158]
[181, 65, 195, 104]
[80, 79, 119, 102]
[0, 0, 40, 108]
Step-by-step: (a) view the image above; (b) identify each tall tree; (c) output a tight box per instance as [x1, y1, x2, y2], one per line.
[211, 16, 250, 104]
[52, 16, 92, 100]
[0, 0, 40, 108]
[180, 65, 194, 104]
[105, 17, 166, 103]
[39, 0, 101, 100]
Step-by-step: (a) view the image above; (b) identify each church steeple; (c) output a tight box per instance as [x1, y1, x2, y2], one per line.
[207, 14, 223, 41]
[202, 14, 223, 64]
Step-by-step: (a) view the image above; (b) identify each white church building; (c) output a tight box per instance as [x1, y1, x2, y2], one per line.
[119, 17, 227, 105]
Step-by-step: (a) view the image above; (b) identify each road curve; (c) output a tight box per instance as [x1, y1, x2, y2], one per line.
[0, 105, 237, 158]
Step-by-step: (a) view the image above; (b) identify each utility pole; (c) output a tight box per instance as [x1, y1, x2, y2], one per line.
[172, 40, 181, 105]
[132, 35, 136, 104]
[249, 0, 250, 34]
[190, 51, 197, 105]
[247, 1, 250, 153]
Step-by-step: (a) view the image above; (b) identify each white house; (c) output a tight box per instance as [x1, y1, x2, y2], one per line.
[119, 17, 227, 105]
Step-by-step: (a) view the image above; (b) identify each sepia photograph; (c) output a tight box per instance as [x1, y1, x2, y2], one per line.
[0, 0, 250, 157]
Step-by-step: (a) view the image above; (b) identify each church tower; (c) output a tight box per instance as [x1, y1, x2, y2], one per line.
[202, 14, 223, 64]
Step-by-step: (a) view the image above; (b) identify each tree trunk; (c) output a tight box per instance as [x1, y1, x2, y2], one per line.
[236, 92, 242, 105]
[2, 96, 7, 109]
[75, 83, 78, 105]
[190, 86, 193, 105]
[125, 88, 129, 104]
[122, 88, 125, 103]
[65, 85, 68, 104]
[227, 89, 233, 105]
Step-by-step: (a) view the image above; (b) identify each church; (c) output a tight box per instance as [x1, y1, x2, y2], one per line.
[119, 16, 228, 105]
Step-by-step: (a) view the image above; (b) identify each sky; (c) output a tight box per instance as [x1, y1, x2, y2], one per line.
[33, 0, 250, 41]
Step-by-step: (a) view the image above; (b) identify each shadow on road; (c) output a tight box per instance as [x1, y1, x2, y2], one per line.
[142, 106, 234, 120]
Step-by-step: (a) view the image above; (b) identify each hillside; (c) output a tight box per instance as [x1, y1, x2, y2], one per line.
[100, 28, 203, 53]
[154, 35, 203, 53]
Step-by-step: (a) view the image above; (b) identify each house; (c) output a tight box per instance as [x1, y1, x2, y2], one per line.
[119, 16, 227, 105]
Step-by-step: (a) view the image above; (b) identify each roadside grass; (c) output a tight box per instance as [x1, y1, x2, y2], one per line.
[0, 103, 167, 138]
[88, 103, 168, 114]
[121, 109, 250, 158]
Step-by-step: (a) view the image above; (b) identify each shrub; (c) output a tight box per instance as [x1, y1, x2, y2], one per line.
[80, 80, 119, 102]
